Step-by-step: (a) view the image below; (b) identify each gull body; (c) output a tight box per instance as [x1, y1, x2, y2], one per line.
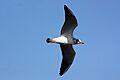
[46, 5, 84, 76]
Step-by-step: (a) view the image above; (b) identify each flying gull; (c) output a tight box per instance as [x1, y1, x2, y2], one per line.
[46, 5, 84, 76]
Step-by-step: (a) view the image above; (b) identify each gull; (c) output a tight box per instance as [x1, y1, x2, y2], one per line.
[46, 5, 84, 76]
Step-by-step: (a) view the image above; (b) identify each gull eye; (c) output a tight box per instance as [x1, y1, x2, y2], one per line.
[76, 39, 79, 43]
[74, 39, 79, 44]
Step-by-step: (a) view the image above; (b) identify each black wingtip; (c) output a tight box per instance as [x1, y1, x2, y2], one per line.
[64, 5, 69, 11]
[64, 5, 67, 8]
[63, 4, 76, 20]
[59, 73, 63, 76]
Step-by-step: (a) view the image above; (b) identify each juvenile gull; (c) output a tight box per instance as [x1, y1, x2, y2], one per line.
[46, 5, 84, 76]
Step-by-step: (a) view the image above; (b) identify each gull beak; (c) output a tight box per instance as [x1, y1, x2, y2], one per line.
[81, 42, 84, 44]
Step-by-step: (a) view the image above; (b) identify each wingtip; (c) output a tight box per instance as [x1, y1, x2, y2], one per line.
[64, 5, 67, 8]
[64, 4, 69, 10]
[59, 73, 63, 76]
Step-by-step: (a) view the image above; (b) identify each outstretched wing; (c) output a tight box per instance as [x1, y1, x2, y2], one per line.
[59, 44, 76, 76]
[61, 5, 78, 36]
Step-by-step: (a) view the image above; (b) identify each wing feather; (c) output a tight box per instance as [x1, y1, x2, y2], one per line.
[61, 5, 78, 36]
[59, 44, 76, 76]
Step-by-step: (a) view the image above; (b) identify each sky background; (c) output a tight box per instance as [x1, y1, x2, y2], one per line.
[0, 0, 120, 80]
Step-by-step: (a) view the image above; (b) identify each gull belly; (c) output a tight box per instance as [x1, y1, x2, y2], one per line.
[52, 36, 68, 44]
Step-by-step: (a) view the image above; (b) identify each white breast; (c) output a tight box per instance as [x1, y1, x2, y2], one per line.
[52, 36, 68, 44]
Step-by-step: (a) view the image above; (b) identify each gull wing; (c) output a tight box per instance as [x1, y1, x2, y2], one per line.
[59, 44, 76, 76]
[61, 5, 78, 36]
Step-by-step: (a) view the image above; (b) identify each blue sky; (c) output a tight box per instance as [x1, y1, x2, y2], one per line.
[0, 0, 120, 80]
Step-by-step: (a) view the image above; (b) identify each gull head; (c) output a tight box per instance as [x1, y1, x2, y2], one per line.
[74, 39, 84, 44]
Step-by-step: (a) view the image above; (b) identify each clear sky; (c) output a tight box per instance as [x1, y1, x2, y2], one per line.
[0, 0, 120, 80]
